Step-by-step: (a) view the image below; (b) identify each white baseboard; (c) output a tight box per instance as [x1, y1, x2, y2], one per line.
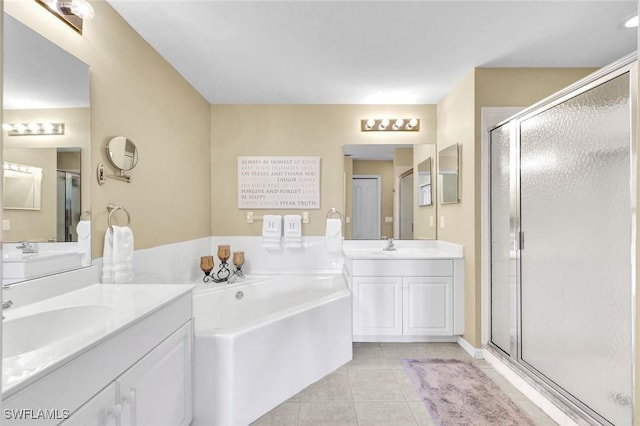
[457, 336, 484, 359]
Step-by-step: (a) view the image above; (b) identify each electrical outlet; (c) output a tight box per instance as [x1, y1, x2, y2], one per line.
[440, 216, 445, 228]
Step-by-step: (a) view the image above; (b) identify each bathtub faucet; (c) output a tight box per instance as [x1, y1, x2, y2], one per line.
[383, 238, 397, 251]
[17, 241, 37, 253]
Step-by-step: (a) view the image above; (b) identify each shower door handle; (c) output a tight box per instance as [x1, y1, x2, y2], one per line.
[519, 231, 525, 250]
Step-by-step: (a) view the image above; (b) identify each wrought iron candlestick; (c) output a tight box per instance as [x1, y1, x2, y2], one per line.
[232, 251, 245, 278]
[213, 245, 231, 282]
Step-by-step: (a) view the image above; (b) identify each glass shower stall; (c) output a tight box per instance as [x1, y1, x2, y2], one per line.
[489, 56, 635, 425]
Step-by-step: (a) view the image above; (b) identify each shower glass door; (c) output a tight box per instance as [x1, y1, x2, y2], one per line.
[519, 72, 632, 426]
[489, 63, 634, 426]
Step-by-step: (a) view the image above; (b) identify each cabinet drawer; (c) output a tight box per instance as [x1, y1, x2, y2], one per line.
[351, 259, 453, 277]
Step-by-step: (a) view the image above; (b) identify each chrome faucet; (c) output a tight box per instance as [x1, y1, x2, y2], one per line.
[2, 300, 13, 320]
[383, 238, 397, 251]
[17, 241, 37, 253]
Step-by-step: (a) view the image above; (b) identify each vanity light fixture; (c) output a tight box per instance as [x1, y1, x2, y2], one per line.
[360, 118, 420, 132]
[36, 0, 95, 34]
[3, 122, 65, 136]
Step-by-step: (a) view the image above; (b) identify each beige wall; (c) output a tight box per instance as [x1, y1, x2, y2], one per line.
[5, 1, 212, 256]
[344, 157, 353, 238]
[437, 67, 597, 347]
[353, 160, 394, 239]
[210, 104, 437, 236]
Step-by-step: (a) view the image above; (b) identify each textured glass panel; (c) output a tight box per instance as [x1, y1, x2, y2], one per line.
[490, 124, 514, 355]
[520, 73, 632, 425]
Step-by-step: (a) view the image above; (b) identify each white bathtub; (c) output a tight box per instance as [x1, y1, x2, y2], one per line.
[192, 274, 353, 426]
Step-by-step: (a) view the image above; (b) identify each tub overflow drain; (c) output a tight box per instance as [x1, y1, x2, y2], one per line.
[235, 291, 244, 300]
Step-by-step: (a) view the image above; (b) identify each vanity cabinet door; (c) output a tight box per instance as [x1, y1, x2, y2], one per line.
[403, 277, 453, 335]
[60, 383, 119, 426]
[352, 276, 403, 335]
[117, 321, 193, 426]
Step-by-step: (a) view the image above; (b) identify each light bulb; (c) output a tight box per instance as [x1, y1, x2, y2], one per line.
[406, 118, 419, 130]
[393, 119, 405, 130]
[69, 0, 94, 19]
[42, 123, 55, 133]
[27, 123, 41, 133]
[365, 119, 376, 130]
[379, 119, 390, 130]
[2, 123, 13, 132]
[624, 15, 638, 28]
[13, 123, 27, 133]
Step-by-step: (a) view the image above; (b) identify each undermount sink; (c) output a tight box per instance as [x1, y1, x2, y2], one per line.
[3, 251, 84, 281]
[3, 305, 116, 359]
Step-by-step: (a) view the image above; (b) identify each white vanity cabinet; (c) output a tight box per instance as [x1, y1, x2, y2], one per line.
[3, 285, 194, 426]
[61, 322, 193, 426]
[344, 253, 463, 342]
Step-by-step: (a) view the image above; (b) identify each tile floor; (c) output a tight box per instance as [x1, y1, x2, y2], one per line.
[251, 342, 557, 426]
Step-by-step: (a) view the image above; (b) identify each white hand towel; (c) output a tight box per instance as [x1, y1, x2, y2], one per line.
[284, 215, 302, 249]
[325, 218, 343, 252]
[113, 226, 134, 283]
[76, 220, 91, 267]
[262, 215, 282, 249]
[101, 227, 114, 284]
[101, 225, 134, 284]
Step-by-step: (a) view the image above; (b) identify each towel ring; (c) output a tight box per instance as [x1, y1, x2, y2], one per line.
[326, 207, 343, 220]
[80, 210, 92, 221]
[107, 204, 131, 230]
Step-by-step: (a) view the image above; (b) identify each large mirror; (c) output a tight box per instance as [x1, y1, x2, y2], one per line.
[438, 143, 459, 204]
[344, 143, 437, 240]
[3, 13, 91, 282]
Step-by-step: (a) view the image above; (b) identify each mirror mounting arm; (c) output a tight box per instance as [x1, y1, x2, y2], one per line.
[97, 162, 131, 185]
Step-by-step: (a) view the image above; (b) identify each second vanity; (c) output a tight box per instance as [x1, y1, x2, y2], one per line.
[343, 240, 464, 342]
[2, 282, 194, 426]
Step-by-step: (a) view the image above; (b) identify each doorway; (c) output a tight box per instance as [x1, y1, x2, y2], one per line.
[352, 175, 380, 239]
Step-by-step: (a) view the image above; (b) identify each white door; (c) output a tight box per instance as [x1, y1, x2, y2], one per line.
[399, 171, 413, 239]
[352, 176, 380, 239]
[353, 276, 403, 336]
[403, 277, 453, 336]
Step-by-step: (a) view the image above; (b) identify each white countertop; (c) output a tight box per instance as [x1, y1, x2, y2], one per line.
[2, 283, 194, 396]
[342, 240, 463, 260]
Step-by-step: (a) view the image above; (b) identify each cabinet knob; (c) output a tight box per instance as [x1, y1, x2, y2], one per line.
[122, 389, 136, 404]
[107, 404, 122, 418]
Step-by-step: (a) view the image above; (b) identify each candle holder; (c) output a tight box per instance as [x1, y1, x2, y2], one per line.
[213, 245, 231, 282]
[232, 251, 245, 279]
[200, 255, 214, 283]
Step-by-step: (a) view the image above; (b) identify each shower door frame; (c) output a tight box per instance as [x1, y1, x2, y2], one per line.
[487, 54, 637, 425]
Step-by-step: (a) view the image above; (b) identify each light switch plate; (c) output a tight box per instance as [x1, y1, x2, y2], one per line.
[302, 212, 310, 224]
[440, 216, 445, 228]
[246, 212, 254, 224]
[385, 217, 393, 223]
[2, 219, 10, 230]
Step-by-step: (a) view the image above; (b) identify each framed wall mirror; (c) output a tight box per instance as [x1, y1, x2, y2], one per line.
[417, 157, 432, 207]
[3, 13, 91, 281]
[438, 143, 460, 204]
[343, 143, 437, 240]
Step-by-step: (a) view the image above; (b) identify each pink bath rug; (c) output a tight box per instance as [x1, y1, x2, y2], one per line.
[402, 358, 537, 426]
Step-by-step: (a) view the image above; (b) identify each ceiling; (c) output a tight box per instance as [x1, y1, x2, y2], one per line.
[108, 0, 637, 105]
